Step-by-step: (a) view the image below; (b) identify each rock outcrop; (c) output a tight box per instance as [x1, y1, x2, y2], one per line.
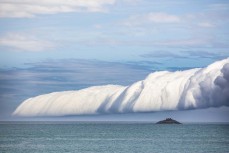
[156, 118, 181, 124]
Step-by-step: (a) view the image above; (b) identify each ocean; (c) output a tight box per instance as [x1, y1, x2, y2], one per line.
[0, 122, 229, 153]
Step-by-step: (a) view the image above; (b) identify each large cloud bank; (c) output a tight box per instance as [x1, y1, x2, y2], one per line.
[13, 58, 229, 117]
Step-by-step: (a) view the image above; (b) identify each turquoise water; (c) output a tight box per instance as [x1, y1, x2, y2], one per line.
[0, 122, 229, 153]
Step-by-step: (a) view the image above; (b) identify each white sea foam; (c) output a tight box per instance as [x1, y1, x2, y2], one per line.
[13, 58, 229, 116]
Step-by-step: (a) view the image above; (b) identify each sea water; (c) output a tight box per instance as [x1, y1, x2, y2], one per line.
[0, 122, 229, 153]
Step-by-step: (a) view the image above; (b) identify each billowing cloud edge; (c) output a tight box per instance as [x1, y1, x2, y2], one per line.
[13, 58, 229, 117]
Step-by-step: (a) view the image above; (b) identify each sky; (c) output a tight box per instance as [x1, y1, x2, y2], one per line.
[0, 0, 229, 122]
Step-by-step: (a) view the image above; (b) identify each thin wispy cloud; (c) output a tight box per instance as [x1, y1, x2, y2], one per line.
[80, 36, 228, 49]
[0, 33, 54, 52]
[207, 3, 229, 11]
[122, 12, 180, 26]
[197, 22, 215, 28]
[0, 0, 116, 18]
[152, 38, 214, 48]
[141, 50, 229, 60]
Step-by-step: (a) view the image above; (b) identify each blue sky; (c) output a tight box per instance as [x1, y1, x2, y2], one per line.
[0, 0, 229, 121]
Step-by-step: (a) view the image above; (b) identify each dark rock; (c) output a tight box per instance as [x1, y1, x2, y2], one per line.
[156, 118, 181, 124]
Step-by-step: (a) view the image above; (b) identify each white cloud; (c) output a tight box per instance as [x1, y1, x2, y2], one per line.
[0, 0, 116, 18]
[12, 58, 229, 116]
[0, 33, 54, 52]
[123, 12, 180, 26]
[197, 22, 215, 28]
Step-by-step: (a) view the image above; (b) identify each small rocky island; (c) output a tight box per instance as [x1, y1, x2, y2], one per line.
[156, 118, 181, 124]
